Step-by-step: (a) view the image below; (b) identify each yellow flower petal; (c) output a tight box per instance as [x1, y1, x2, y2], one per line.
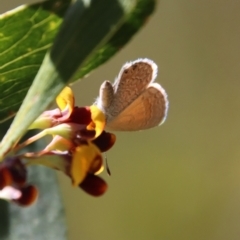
[25, 153, 69, 173]
[88, 105, 106, 138]
[56, 86, 75, 112]
[44, 136, 74, 152]
[71, 142, 103, 186]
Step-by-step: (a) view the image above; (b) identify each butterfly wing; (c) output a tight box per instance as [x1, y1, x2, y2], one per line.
[96, 80, 114, 111]
[106, 83, 168, 131]
[106, 58, 158, 121]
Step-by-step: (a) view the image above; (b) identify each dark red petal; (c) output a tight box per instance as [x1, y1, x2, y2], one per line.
[8, 158, 27, 186]
[14, 185, 38, 206]
[92, 131, 116, 152]
[79, 174, 107, 197]
[78, 129, 96, 139]
[0, 168, 12, 190]
[68, 107, 92, 125]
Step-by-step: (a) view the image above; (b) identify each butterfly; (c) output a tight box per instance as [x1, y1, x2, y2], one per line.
[95, 58, 169, 131]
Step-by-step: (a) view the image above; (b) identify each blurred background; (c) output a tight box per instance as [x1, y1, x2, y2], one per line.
[2, 1, 240, 240]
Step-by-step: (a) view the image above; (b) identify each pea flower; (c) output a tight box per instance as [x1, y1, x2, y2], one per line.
[0, 156, 38, 206]
[0, 87, 116, 206]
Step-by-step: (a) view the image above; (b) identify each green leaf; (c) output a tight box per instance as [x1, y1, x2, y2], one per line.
[74, 0, 156, 80]
[0, 121, 67, 239]
[0, 0, 156, 159]
[0, 0, 72, 123]
[0, 0, 155, 123]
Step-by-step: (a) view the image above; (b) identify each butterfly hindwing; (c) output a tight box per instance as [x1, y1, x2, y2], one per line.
[106, 83, 168, 131]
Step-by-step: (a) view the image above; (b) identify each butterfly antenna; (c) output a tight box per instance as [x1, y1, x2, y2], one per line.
[104, 152, 111, 176]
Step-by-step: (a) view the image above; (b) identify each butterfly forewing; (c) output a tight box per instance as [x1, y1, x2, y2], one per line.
[107, 59, 158, 121]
